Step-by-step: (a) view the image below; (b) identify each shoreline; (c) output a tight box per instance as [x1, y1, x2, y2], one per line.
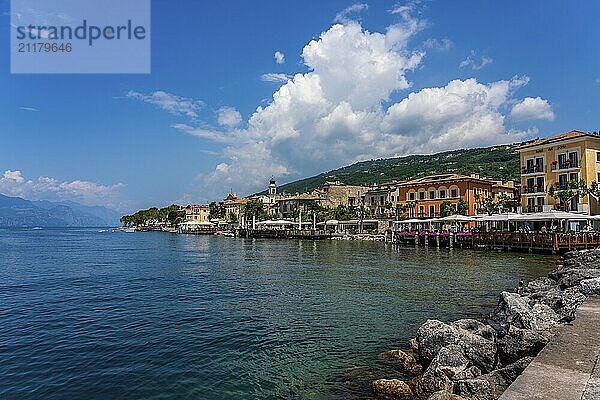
[369, 248, 600, 400]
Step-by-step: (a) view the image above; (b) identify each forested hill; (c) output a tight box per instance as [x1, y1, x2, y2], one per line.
[275, 145, 520, 195]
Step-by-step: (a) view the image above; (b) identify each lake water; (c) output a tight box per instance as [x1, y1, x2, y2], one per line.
[0, 228, 557, 400]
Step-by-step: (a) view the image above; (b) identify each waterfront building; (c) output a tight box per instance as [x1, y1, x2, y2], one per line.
[314, 181, 370, 208]
[364, 183, 400, 219]
[517, 130, 600, 214]
[223, 193, 248, 221]
[275, 193, 321, 219]
[184, 204, 210, 222]
[396, 174, 494, 218]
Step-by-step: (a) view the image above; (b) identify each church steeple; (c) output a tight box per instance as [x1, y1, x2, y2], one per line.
[268, 176, 277, 197]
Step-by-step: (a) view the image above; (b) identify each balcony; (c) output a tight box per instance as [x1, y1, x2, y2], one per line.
[525, 205, 544, 213]
[522, 186, 544, 194]
[551, 160, 579, 171]
[521, 166, 544, 174]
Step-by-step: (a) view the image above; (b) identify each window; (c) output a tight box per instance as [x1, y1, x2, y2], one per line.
[535, 177, 544, 192]
[439, 190, 447, 199]
[526, 158, 534, 171]
[570, 172, 579, 181]
[568, 151, 579, 168]
[409, 192, 415, 201]
[535, 157, 544, 171]
[450, 188, 458, 198]
[558, 174, 568, 188]
[526, 178, 535, 191]
[429, 190, 435, 200]
[419, 191, 425, 200]
[419, 205, 425, 216]
[597, 172, 600, 182]
[429, 205, 435, 217]
[597, 152, 600, 162]
[558, 153, 567, 168]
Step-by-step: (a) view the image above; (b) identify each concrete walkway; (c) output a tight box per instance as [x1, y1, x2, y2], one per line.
[499, 296, 600, 400]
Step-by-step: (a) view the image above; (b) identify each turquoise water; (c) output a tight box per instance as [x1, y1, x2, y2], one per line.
[0, 228, 557, 399]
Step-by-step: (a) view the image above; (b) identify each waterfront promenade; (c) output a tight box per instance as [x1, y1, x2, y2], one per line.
[499, 296, 600, 400]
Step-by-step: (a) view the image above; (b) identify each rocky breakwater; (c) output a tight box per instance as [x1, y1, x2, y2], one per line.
[371, 249, 600, 400]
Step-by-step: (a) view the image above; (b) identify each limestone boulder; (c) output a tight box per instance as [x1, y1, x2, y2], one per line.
[496, 325, 550, 365]
[549, 268, 600, 289]
[493, 292, 559, 332]
[580, 277, 600, 295]
[371, 379, 413, 400]
[416, 320, 497, 373]
[455, 357, 532, 400]
[428, 390, 465, 400]
[379, 349, 423, 376]
[434, 345, 470, 378]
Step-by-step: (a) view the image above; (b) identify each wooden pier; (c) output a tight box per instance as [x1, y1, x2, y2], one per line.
[392, 231, 600, 254]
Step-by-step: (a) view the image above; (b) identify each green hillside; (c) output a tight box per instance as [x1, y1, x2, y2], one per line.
[275, 145, 520, 195]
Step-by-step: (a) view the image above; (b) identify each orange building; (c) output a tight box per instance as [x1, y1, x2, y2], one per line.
[396, 174, 494, 218]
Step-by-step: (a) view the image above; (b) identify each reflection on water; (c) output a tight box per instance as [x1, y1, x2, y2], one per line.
[0, 229, 557, 400]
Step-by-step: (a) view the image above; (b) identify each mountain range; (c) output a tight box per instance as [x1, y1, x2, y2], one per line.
[0, 194, 122, 227]
[273, 145, 520, 195]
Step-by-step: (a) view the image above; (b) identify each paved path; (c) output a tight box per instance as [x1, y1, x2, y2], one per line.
[499, 296, 600, 400]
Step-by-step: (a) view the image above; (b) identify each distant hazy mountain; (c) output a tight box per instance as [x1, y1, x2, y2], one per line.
[0, 194, 121, 227]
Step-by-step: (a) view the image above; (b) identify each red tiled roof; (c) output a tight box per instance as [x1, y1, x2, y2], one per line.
[516, 130, 595, 149]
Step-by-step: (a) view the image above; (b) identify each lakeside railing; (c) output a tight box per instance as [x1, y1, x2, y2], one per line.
[473, 232, 600, 252]
[393, 230, 600, 253]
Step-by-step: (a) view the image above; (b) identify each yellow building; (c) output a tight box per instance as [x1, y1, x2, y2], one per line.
[184, 204, 210, 222]
[223, 193, 248, 221]
[517, 130, 600, 214]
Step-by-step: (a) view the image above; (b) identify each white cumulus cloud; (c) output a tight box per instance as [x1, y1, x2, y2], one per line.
[133, 8, 552, 201]
[274, 51, 285, 64]
[510, 97, 555, 121]
[217, 106, 243, 128]
[423, 38, 453, 51]
[460, 50, 493, 70]
[260, 73, 292, 83]
[334, 3, 368, 23]
[0, 170, 125, 208]
[127, 90, 204, 119]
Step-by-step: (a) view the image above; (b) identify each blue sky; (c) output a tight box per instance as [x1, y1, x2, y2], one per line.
[0, 0, 599, 211]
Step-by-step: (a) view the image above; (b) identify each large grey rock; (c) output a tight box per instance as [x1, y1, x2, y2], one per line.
[549, 268, 600, 289]
[521, 277, 558, 295]
[562, 249, 600, 269]
[415, 362, 454, 399]
[371, 378, 413, 400]
[451, 319, 495, 341]
[580, 277, 600, 295]
[496, 326, 550, 365]
[493, 292, 559, 331]
[528, 286, 586, 318]
[455, 357, 533, 400]
[416, 320, 497, 373]
[434, 345, 470, 378]
[428, 390, 465, 400]
[379, 349, 423, 376]
[452, 366, 482, 381]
